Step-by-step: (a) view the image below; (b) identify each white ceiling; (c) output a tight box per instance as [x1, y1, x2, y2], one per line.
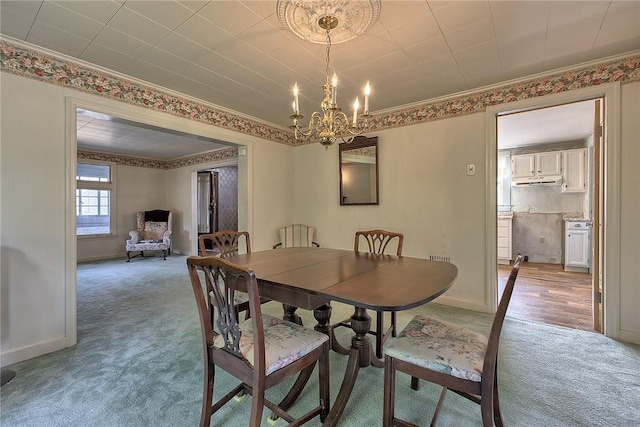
[76, 109, 229, 160]
[2, 1, 638, 158]
[497, 99, 596, 149]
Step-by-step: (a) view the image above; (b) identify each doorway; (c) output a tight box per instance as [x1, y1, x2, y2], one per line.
[495, 99, 602, 333]
[197, 170, 219, 235]
[196, 165, 240, 237]
[67, 98, 249, 348]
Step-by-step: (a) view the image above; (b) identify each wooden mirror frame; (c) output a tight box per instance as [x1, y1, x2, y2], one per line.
[339, 135, 379, 205]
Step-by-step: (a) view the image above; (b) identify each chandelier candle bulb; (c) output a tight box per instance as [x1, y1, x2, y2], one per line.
[364, 81, 370, 114]
[353, 97, 359, 126]
[293, 83, 299, 113]
[332, 73, 338, 106]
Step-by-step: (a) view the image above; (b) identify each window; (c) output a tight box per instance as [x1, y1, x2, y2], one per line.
[76, 162, 115, 236]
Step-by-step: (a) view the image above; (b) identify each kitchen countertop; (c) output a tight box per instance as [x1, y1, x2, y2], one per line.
[562, 212, 587, 221]
[498, 211, 586, 220]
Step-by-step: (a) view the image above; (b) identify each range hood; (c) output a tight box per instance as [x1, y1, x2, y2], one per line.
[512, 175, 563, 186]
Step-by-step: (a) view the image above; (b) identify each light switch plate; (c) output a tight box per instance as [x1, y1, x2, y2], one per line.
[467, 164, 476, 176]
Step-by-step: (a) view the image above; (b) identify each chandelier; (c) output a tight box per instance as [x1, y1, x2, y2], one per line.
[277, 0, 381, 148]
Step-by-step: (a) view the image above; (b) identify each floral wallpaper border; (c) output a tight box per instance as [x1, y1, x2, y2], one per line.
[372, 54, 640, 132]
[2, 39, 639, 152]
[78, 147, 238, 170]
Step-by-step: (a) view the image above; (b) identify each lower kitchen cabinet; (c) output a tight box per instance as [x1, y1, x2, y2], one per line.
[498, 216, 513, 265]
[564, 220, 590, 272]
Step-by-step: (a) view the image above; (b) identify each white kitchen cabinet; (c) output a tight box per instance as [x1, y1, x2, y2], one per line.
[511, 151, 563, 179]
[562, 148, 587, 193]
[511, 154, 536, 178]
[536, 151, 563, 175]
[564, 220, 590, 272]
[497, 217, 512, 265]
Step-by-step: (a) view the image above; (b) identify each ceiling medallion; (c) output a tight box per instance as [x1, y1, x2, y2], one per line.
[277, 0, 381, 45]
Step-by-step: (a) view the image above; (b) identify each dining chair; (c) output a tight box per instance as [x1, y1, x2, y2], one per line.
[198, 230, 265, 320]
[383, 255, 523, 427]
[333, 229, 404, 359]
[186, 256, 330, 427]
[198, 230, 251, 258]
[272, 224, 320, 249]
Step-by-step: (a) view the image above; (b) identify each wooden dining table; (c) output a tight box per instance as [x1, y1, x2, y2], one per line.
[226, 247, 458, 426]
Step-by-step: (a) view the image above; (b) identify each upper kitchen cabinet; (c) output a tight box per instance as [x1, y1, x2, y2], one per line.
[562, 148, 587, 193]
[511, 151, 563, 179]
[511, 154, 536, 178]
[536, 151, 563, 175]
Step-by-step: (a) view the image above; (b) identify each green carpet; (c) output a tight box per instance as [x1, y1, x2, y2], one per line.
[1, 255, 638, 426]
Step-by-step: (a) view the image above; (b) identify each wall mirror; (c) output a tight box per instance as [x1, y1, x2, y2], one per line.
[339, 135, 379, 205]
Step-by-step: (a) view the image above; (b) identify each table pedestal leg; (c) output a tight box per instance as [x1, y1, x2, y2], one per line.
[322, 307, 372, 427]
[313, 303, 350, 354]
[326, 303, 351, 355]
[312, 303, 332, 335]
[282, 303, 303, 325]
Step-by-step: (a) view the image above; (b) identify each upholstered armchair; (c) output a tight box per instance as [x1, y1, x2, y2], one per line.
[125, 210, 172, 262]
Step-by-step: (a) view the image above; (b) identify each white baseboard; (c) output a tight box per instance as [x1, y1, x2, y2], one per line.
[78, 251, 183, 263]
[615, 329, 640, 345]
[432, 295, 492, 314]
[77, 253, 124, 263]
[1, 337, 67, 367]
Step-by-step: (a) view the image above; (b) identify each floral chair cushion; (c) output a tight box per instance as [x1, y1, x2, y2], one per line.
[125, 240, 170, 251]
[143, 221, 168, 241]
[213, 315, 328, 376]
[385, 315, 488, 382]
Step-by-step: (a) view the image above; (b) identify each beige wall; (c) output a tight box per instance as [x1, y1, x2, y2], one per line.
[1, 75, 68, 359]
[294, 113, 489, 309]
[619, 82, 640, 339]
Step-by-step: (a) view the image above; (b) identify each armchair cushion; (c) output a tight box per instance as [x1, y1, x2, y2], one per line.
[143, 221, 168, 241]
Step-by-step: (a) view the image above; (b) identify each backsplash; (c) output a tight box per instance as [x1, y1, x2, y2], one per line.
[512, 213, 564, 264]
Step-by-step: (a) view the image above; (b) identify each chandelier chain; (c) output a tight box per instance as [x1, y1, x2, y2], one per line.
[325, 29, 332, 84]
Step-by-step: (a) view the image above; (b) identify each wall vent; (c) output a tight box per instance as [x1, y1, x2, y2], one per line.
[429, 255, 451, 263]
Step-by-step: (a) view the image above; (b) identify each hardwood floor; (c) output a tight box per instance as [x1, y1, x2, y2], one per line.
[498, 261, 598, 333]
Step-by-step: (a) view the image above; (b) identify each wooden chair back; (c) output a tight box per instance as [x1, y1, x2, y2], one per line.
[187, 256, 261, 363]
[354, 229, 404, 256]
[273, 224, 319, 248]
[198, 230, 251, 258]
